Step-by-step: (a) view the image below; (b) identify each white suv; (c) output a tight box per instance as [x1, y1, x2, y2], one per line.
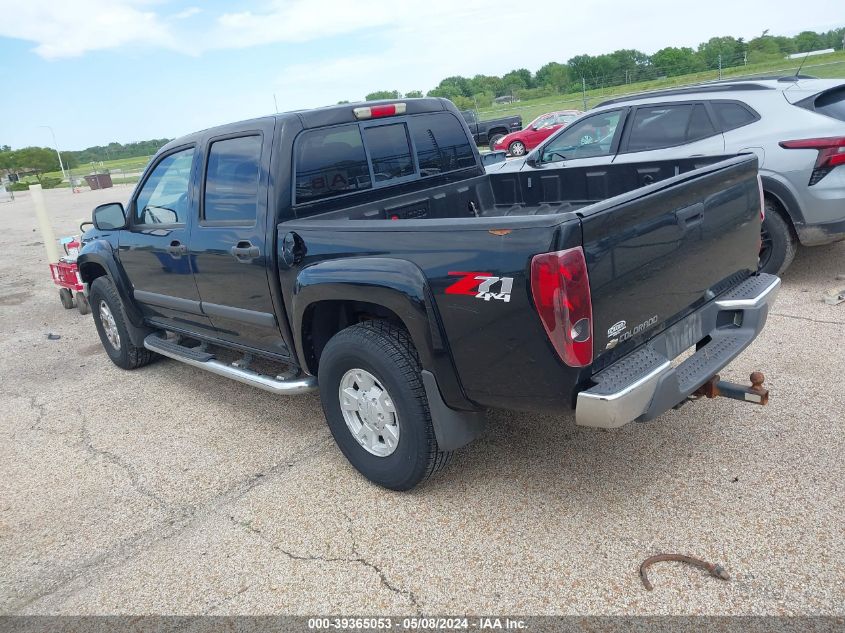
[493, 77, 845, 274]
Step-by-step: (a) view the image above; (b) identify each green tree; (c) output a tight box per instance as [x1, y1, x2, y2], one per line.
[404, 90, 423, 98]
[501, 68, 533, 92]
[467, 74, 504, 96]
[650, 46, 705, 76]
[364, 90, 400, 100]
[535, 62, 570, 92]
[697, 36, 744, 69]
[793, 30, 824, 52]
[747, 36, 782, 63]
[6, 147, 59, 182]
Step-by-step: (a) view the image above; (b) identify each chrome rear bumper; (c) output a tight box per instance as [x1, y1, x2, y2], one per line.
[576, 274, 780, 429]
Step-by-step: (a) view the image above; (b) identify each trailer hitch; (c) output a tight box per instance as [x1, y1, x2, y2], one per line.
[692, 371, 769, 405]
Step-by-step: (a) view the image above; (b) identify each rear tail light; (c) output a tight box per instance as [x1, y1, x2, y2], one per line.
[530, 246, 593, 367]
[779, 136, 845, 185]
[353, 103, 407, 120]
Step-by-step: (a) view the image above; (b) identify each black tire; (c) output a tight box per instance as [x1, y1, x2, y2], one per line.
[487, 134, 505, 151]
[59, 288, 74, 309]
[759, 198, 797, 275]
[318, 321, 452, 491]
[76, 292, 90, 315]
[89, 276, 155, 370]
[508, 140, 527, 157]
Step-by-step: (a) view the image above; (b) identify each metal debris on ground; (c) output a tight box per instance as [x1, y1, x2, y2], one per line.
[639, 553, 731, 591]
[46, 333, 61, 340]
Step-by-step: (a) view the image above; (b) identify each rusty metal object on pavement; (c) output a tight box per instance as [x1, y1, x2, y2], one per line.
[639, 553, 731, 591]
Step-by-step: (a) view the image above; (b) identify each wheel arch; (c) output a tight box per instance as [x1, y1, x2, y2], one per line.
[759, 175, 804, 235]
[77, 241, 145, 329]
[292, 257, 472, 410]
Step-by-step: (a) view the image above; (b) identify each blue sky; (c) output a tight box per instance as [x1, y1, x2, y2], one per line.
[0, 0, 841, 151]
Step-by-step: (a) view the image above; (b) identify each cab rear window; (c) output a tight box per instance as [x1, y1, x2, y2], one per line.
[294, 112, 474, 206]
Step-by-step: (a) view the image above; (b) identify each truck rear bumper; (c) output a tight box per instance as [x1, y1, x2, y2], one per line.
[575, 274, 780, 429]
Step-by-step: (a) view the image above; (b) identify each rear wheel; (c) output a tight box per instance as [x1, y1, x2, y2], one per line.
[76, 292, 90, 315]
[487, 134, 505, 151]
[759, 198, 797, 275]
[90, 277, 155, 370]
[508, 140, 527, 156]
[59, 288, 74, 309]
[318, 321, 452, 491]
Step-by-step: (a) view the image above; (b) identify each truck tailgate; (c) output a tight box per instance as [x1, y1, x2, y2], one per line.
[580, 155, 761, 370]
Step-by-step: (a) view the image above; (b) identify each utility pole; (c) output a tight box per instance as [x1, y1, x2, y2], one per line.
[39, 125, 66, 181]
[718, 54, 723, 80]
[581, 77, 587, 110]
[744, 51, 747, 67]
[273, 93, 279, 114]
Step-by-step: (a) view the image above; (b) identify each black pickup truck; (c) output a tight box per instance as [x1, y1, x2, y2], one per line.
[460, 109, 522, 148]
[78, 98, 779, 490]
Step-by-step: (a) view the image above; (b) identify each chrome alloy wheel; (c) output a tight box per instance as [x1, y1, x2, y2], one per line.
[339, 368, 399, 457]
[98, 301, 121, 350]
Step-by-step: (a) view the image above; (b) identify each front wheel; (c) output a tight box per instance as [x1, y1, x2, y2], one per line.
[318, 321, 452, 491]
[89, 277, 155, 370]
[508, 140, 527, 156]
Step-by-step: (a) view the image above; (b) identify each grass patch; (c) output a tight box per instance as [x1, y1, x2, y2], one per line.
[476, 53, 845, 124]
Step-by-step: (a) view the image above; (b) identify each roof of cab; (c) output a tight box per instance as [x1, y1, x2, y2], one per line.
[157, 98, 451, 155]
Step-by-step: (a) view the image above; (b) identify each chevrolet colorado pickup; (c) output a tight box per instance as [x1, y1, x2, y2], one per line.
[78, 98, 779, 490]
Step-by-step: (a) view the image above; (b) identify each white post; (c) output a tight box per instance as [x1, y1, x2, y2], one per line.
[30, 184, 60, 264]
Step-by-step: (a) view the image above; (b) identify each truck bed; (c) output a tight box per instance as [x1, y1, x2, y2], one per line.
[282, 154, 762, 411]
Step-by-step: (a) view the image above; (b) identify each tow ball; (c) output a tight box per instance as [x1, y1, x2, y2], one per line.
[692, 372, 769, 406]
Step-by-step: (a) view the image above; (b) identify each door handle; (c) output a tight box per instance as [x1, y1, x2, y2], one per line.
[676, 203, 704, 230]
[231, 241, 260, 261]
[168, 240, 187, 256]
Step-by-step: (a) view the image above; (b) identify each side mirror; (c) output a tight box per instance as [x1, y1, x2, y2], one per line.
[525, 150, 541, 168]
[92, 202, 127, 231]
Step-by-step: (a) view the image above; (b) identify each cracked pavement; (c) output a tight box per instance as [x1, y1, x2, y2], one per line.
[1, 188, 844, 615]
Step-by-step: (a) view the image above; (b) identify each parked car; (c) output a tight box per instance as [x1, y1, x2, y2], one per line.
[78, 98, 777, 491]
[492, 110, 581, 156]
[489, 78, 845, 275]
[460, 109, 522, 148]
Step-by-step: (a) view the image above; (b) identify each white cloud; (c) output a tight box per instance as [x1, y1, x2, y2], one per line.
[0, 0, 187, 58]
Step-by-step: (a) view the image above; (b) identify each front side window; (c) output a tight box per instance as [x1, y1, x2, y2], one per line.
[541, 110, 623, 163]
[204, 135, 262, 224]
[134, 147, 194, 225]
[362, 123, 414, 184]
[409, 113, 475, 176]
[295, 125, 371, 204]
[532, 114, 554, 129]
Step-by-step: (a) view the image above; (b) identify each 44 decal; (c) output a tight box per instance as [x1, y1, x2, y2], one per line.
[445, 271, 514, 303]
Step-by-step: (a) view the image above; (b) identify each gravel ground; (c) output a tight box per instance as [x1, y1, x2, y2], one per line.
[1, 187, 844, 616]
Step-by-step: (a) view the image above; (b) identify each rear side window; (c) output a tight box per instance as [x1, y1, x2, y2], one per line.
[361, 124, 414, 184]
[295, 125, 372, 203]
[712, 102, 757, 131]
[204, 135, 261, 224]
[627, 104, 716, 152]
[408, 112, 475, 175]
[813, 87, 845, 122]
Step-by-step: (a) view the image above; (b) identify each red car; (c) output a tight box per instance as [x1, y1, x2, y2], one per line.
[492, 110, 582, 156]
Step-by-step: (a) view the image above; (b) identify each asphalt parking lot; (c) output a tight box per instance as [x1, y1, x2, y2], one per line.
[1, 187, 844, 616]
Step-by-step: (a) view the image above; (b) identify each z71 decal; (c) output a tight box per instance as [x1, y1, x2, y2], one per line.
[446, 271, 514, 303]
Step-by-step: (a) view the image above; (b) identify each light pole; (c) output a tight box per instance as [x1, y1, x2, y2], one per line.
[39, 125, 67, 181]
